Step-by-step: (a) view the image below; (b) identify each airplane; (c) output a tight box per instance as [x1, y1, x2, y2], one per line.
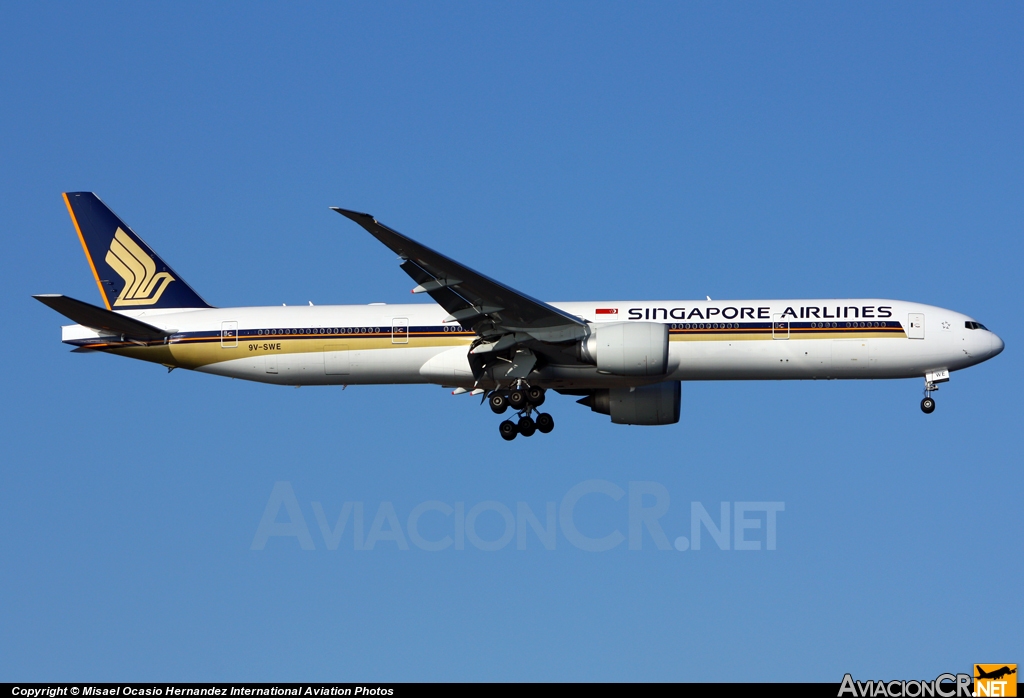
[36, 192, 1004, 440]
[975, 666, 1016, 681]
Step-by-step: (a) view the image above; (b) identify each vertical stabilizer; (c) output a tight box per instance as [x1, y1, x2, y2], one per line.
[63, 192, 212, 310]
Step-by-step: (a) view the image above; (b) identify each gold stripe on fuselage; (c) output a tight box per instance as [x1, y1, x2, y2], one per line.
[91, 328, 907, 370]
[100, 334, 474, 370]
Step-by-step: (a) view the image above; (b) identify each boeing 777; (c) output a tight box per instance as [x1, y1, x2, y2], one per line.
[36, 193, 1004, 439]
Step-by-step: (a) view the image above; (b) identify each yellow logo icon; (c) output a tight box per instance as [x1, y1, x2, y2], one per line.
[975, 664, 1017, 697]
[105, 228, 175, 306]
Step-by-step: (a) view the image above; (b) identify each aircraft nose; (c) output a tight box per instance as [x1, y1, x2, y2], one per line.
[990, 332, 1005, 357]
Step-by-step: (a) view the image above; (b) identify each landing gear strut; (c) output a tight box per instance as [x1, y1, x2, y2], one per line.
[921, 376, 940, 414]
[491, 385, 553, 440]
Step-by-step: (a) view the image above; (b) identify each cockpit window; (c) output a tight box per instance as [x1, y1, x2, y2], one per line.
[965, 321, 989, 331]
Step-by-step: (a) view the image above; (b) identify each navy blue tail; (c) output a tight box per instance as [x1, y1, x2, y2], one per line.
[63, 192, 212, 310]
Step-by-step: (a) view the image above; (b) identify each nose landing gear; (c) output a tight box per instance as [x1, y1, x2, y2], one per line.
[920, 371, 947, 414]
[490, 385, 553, 440]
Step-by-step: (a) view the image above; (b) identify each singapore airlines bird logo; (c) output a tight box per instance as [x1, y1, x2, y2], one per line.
[105, 228, 175, 306]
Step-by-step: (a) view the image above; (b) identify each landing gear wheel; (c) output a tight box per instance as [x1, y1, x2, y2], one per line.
[920, 397, 936, 414]
[536, 412, 554, 434]
[518, 416, 536, 437]
[499, 420, 518, 440]
[508, 389, 527, 410]
[526, 387, 545, 407]
[489, 393, 509, 414]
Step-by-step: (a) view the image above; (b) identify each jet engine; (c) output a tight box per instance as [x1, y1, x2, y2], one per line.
[577, 321, 669, 376]
[579, 381, 681, 425]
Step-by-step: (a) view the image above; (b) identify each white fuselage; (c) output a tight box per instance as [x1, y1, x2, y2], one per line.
[60, 298, 1003, 390]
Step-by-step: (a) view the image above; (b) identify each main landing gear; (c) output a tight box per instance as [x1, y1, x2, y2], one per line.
[490, 386, 554, 440]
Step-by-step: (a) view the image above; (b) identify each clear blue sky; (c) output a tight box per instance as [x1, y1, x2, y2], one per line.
[1, 2, 1020, 682]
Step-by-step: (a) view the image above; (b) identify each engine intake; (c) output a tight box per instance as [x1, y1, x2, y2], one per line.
[578, 321, 669, 376]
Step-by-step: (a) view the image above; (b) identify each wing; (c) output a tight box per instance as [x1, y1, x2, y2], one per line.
[332, 208, 587, 344]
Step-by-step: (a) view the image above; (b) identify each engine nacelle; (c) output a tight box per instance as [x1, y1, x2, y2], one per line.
[582, 382, 681, 425]
[578, 321, 669, 376]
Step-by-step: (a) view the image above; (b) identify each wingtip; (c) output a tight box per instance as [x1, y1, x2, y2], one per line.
[331, 207, 374, 222]
[33, 293, 63, 303]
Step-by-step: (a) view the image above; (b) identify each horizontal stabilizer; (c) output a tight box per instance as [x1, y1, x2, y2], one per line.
[33, 294, 173, 340]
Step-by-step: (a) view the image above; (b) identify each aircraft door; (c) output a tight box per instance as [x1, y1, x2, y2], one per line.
[908, 313, 925, 339]
[392, 317, 409, 344]
[221, 321, 238, 348]
[772, 313, 789, 339]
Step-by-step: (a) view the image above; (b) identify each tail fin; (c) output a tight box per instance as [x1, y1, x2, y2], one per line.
[63, 192, 212, 310]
